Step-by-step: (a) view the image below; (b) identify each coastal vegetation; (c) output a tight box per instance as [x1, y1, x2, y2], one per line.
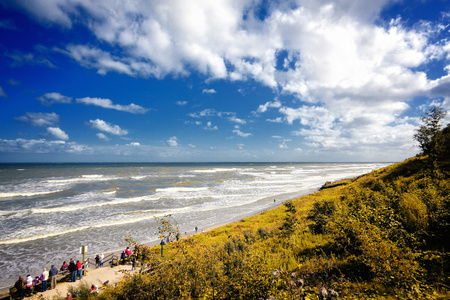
[58, 108, 450, 299]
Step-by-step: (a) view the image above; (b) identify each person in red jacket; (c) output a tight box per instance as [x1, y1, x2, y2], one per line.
[125, 247, 132, 259]
[76, 260, 83, 280]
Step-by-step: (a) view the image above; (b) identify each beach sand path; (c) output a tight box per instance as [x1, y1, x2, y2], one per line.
[27, 263, 134, 299]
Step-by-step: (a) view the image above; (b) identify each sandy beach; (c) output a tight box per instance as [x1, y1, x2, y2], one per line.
[27, 263, 134, 300]
[0, 200, 287, 300]
[5, 223, 236, 300]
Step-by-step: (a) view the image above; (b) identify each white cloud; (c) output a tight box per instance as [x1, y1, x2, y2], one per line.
[58, 45, 134, 76]
[14, 1, 440, 104]
[233, 128, 252, 138]
[47, 127, 69, 140]
[96, 133, 110, 141]
[204, 121, 218, 130]
[0, 86, 7, 98]
[87, 119, 128, 136]
[176, 101, 188, 106]
[256, 100, 281, 113]
[228, 115, 246, 124]
[15, 112, 59, 127]
[202, 89, 217, 94]
[76, 97, 148, 114]
[189, 108, 217, 118]
[11, 0, 441, 99]
[129, 142, 141, 146]
[37, 92, 72, 106]
[189, 109, 246, 127]
[0, 138, 89, 154]
[267, 117, 283, 123]
[7, 0, 450, 161]
[166, 136, 178, 147]
[279, 142, 288, 149]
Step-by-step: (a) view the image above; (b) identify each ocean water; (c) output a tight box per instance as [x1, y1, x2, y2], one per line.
[0, 162, 389, 289]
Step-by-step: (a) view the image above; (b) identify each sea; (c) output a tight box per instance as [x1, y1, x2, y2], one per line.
[0, 162, 390, 289]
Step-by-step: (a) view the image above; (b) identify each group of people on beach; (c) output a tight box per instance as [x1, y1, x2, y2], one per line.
[14, 265, 58, 298]
[94, 253, 105, 268]
[12, 246, 141, 298]
[14, 256, 88, 298]
[120, 247, 133, 265]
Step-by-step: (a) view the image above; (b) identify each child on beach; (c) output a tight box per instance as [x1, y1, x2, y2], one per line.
[33, 275, 40, 293]
[60, 261, 68, 271]
[25, 275, 32, 296]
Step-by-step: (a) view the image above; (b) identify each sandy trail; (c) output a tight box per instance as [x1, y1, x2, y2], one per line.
[26, 263, 134, 299]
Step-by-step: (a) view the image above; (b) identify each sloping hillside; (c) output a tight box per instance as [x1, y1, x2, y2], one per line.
[83, 156, 448, 300]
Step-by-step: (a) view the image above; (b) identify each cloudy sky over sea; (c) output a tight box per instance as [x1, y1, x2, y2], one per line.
[1, 0, 450, 162]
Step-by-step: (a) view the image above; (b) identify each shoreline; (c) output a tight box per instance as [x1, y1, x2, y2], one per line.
[0, 187, 316, 297]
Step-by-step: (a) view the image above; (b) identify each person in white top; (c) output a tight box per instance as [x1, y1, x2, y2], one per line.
[25, 274, 33, 296]
[41, 268, 49, 292]
[99, 253, 104, 267]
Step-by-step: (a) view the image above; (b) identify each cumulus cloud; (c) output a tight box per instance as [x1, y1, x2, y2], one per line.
[189, 108, 217, 118]
[96, 132, 110, 141]
[233, 126, 252, 138]
[15, 112, 59, 127]
[76, 97, 148, 114]
[256, 100, 281, 114]
[279, 142, 288, 149]
[0, 138, 91, 154]
[204, 121, 218, 130]
[87, 119, 128, 136]
[9, 0, 443, 97]
[12, 1, 442, 100]
[166, 136, 178, 147]
[202, 89, 217, 94]
[176, 101, 188, 106]
[47, 127, 69, 140]
[228, 115, 246, 124]
[37, 92, 72, 106]
[57, 45, 134, 76]
[6, 0, 450, 160]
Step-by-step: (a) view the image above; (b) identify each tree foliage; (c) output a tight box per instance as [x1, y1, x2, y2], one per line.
[414, 106, 447, 158]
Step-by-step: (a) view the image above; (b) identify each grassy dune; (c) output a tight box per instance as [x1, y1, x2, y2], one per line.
[69, 156, 449, 299]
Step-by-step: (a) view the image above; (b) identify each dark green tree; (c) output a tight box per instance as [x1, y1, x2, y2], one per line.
[279, 200, 298, 236]
[436, 123, 450, 160]
[413, 106, 447, 158]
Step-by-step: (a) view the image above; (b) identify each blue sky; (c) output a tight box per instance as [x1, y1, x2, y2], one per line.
[1, 0, 450, 163]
